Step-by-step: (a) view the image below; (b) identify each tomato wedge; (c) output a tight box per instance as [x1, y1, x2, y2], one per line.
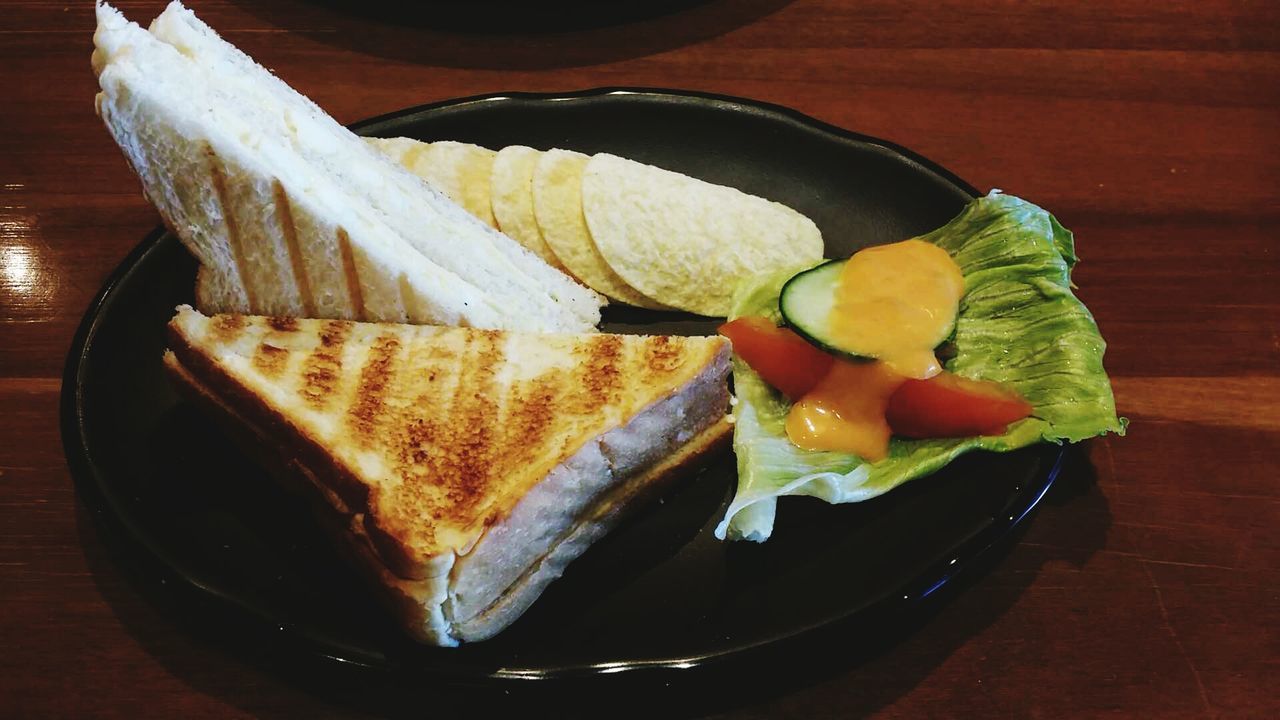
[722, 317, 1033, 442]
[885, 372, 1033, 438]
[718, 316, 834, 399]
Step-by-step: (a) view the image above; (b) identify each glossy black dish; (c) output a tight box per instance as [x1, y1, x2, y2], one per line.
[62, 89, 1063, 682]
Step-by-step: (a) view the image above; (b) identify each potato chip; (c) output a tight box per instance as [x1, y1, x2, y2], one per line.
[582, 153, 824, 317]
[365, 136, 422, 166]
[531, 149, 668, 309]
[489, 145, 565, 271]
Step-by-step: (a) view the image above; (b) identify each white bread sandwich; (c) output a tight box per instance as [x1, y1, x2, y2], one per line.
[163, 305, 732, 644]
[93, 2, 603, 331]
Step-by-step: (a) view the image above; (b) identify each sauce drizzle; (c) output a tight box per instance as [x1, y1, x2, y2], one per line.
[785, 239, 964, 460]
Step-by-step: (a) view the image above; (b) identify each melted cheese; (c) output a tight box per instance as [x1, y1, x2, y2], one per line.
[829, 239, 963, 379]
[786, 239, 963, 460]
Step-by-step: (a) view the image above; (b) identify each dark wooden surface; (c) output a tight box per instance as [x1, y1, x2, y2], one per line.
[3, 0, 1278, 717]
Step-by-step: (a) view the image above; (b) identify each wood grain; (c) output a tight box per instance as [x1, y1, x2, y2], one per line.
[2, 0, 1277, 717]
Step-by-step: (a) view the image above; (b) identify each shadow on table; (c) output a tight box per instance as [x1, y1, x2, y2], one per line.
[228, 0, 796, 70]
[76, 444, 1108, 718]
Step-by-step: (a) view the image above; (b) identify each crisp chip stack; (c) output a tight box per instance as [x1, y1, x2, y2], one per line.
[369, 138, 826, 317]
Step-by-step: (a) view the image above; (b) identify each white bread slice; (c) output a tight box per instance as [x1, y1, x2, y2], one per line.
[94, 4, 509, 327]
[165, 306, 732, 644]
[146, 1, 603, 330]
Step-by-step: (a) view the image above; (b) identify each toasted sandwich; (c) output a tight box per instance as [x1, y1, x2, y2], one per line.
[93, 2, 603, 331]
[164, 306, 731, 644]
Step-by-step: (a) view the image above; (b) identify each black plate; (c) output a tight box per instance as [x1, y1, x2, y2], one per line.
[62, 89, 1063, 683]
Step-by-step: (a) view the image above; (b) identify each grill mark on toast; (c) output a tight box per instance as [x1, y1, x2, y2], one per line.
[336, 228, 366, 317]
[273, 179, 316, 317]
[320, 321, 352, 347]
[252, 342, 289, 378]
[209, 313, 246, 344]
[268, 317, 298, 332]
[437, 330, 503, 520]
[389, 330, 503, 533]
[640, 335, 687, 381]
[578, 334, 624, 409]
[393, 415, 442, 549]
[384, 334, 465, 540]
[348, 333, 402, 442]
[300, 320, 351, 409]
[204, 144, 258, 311]
[391, 333, 468, 466]
[505, 374, 559, 476]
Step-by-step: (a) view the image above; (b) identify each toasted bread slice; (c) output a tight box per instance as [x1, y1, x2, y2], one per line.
[165, 306, 731, 644]
[167, 352, 730, 643]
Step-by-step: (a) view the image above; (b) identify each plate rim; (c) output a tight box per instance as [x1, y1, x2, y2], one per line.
[347, 87, 982, 198]
[61, 87, 1060, 683]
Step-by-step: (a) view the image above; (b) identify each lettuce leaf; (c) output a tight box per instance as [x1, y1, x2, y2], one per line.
[716, 191, 1126, 542]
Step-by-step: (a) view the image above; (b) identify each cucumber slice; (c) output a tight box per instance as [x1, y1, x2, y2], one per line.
[779, 258, 957, 361]
[778, 259, 864, 358]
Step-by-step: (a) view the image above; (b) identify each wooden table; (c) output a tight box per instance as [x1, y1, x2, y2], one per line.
[3, 0, 1277, 716]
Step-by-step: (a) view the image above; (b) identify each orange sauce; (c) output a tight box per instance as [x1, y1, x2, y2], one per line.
[785, 239, 963, 460]
[829, 239, 963, 378]
[785, 360, 904, 461]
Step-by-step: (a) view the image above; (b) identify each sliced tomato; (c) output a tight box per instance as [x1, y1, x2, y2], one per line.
[718, 316, 835, 399]
[886, 372, 1033, 438]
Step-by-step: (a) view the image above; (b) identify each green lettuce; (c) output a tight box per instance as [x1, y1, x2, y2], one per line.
[716, 191, 1126, 542]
